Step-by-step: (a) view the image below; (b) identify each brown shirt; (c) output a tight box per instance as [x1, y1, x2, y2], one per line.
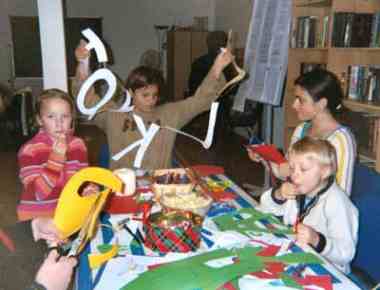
[77, 71, 226, 170]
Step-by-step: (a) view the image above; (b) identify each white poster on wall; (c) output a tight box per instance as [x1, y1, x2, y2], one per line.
[233, 0, 292, 110]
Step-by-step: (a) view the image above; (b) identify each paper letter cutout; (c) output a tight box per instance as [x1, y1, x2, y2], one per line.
[109, 89, 134, 113]
[112, 114, 160, 168]
[82, 28, 108, 63]
[246, 144, 287, 164]
[76, 29, 223, 166]
[164, 102, 219, 149]
[76, 68, 117, 120]
[89, 244, 119, 269]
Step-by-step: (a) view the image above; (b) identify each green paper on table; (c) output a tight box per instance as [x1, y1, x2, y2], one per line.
[213, 208, 293, 236]
[121, 245, 324, 290]
[121, 247, 265, 290]
[262, 252, 323, 265]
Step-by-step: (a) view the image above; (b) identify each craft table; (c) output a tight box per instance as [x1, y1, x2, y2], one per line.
[75, 172, 359, 290]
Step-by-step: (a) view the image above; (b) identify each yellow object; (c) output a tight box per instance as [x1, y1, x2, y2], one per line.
[54, 167, 122, 239]
[88, 244, 119, 269]
[206, 179, 231, 191]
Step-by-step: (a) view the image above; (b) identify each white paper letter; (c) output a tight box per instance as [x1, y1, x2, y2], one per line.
[163, 102, 219, 149]
[112, 114, 160, 168]
[76, 68, 116, 120]
[82, 28, 108, 63]
[110, 89, 134, 113]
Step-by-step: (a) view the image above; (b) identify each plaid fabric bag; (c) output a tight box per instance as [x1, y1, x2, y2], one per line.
[143, 221, 201, 253]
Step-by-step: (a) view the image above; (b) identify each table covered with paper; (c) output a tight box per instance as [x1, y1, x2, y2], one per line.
[72, 167, 359, 290]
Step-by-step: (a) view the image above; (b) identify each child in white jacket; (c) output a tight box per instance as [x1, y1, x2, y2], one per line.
[260, 136, 358, 274]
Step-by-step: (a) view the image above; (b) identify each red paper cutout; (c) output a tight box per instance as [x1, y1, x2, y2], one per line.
[0, 229, 16, 252]
[247, 144, 287, 165]
[295, 275, 333, 290]
[257, 245, 281, 257]
[218, 282, 238, 290]
[191, 165, 225, 177]
[207, 190, 237, 201]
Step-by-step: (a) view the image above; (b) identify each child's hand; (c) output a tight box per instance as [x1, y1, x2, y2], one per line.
[31, 217, 61, 243]
[278, 181, 298, 200]
[81, 183, 100, 197]
[35, 250, 77, 290]
[53, 133, 68, 156]
[75, 39, 90, 61]
[211, 48, 234, 78]
[296, 223, 320, 248]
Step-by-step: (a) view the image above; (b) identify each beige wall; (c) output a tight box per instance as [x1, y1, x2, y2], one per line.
[215, 0, 253, 47]
[0, 0, 215, 84]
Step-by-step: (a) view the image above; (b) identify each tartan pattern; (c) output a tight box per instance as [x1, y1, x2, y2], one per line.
[143, 223, 201, 253]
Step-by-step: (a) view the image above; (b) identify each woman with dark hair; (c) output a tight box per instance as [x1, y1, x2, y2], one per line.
[249, 69, 356, 195]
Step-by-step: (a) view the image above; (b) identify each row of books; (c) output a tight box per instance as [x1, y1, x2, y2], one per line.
[290, 15, 329, 48]
[341, 110, 379, 163]
[367, 117, 380, 161]
[291, 12, 380, 48]
[332, 12, 380, 48]
[347, 65, 380, 103]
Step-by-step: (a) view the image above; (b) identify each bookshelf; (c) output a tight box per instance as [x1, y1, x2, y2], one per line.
[285, 0, 380, 172]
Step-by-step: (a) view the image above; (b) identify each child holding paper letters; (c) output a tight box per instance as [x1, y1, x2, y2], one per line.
[73, 40, 234, 170]
[260, 137, 358, 274]
[248, 69, 356, 195]
[17, 89, 89, 221]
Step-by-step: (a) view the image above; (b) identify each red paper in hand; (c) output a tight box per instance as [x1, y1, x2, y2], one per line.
[247, 144, 286, 164]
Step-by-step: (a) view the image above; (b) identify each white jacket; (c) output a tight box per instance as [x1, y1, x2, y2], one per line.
[259, 182, 359, 274]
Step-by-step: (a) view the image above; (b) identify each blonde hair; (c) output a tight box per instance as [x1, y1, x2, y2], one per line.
[289, 136, 337, 176]
[35, 88, 76, 128]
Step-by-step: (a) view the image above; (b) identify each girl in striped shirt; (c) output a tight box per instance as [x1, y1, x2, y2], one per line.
[17, 89, 89, 221]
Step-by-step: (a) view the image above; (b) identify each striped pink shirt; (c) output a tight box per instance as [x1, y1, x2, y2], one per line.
[17, 129, 88, 221]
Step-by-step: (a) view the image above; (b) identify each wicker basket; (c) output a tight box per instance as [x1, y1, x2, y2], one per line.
[152, 168, 194, 198]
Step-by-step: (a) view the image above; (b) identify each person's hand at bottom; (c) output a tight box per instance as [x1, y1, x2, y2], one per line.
[35, 250, 77, 290]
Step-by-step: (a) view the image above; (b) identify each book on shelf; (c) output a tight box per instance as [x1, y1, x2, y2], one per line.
[347, 65, 380, 103]
[293, 16, 319, 48]
[332, 12, 374, 47]
[321, 15, 329, 48]
[341, 111, 379, 162]
[370, 12, 380, 47]
[351, 13, 373, 47]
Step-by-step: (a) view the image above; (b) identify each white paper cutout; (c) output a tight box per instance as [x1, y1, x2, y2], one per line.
[205, 256, 236, 268]
[163, 102, 219, 149]
[112, 114, 160, 168]
[82, 28, 108, 63]
[76, 68, 117, 120]
[76, 28, 221, 167]
[109, 89, 134, 113]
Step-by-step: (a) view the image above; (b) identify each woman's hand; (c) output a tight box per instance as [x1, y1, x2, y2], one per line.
[247, 148, 263, 163]
[270, 162, 290, 180]
[296, 223, 320, 248]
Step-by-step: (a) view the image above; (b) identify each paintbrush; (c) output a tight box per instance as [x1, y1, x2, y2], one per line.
[174, 152, 211, 197]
